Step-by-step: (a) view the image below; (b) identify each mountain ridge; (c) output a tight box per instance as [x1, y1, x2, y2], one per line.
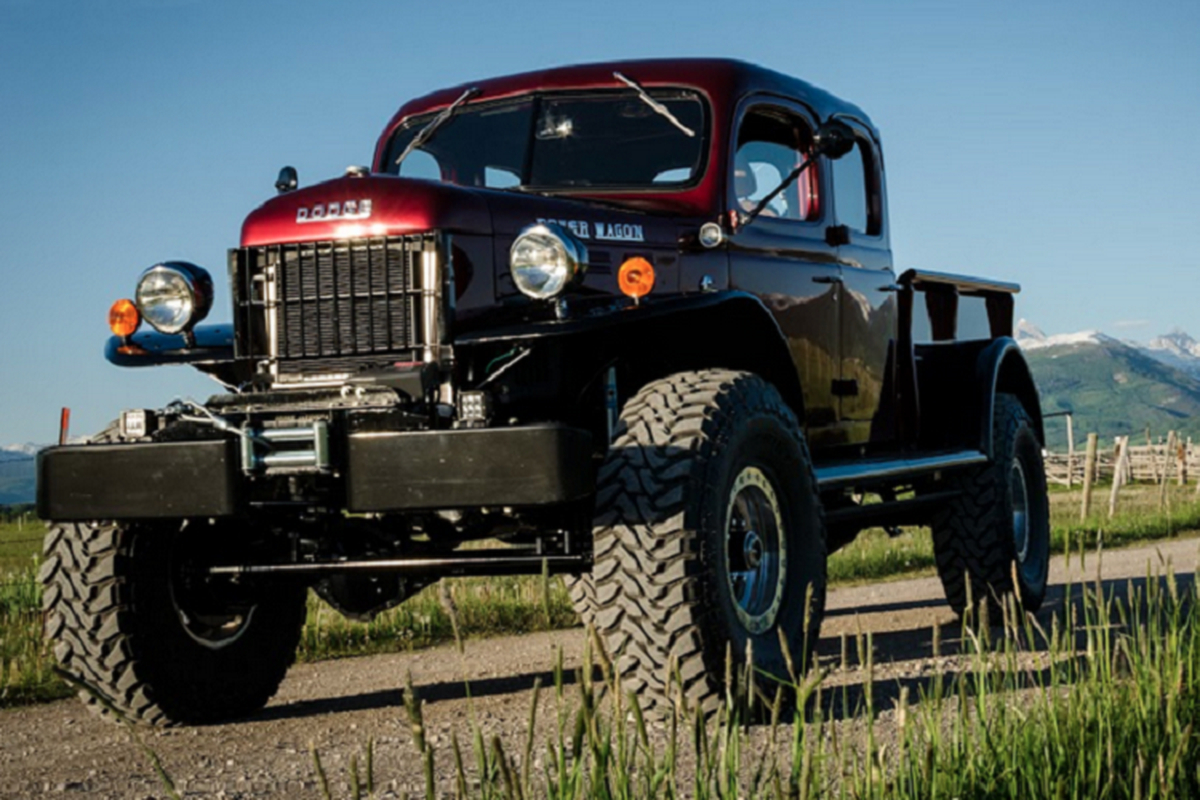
[1017, 320, 1200, 446]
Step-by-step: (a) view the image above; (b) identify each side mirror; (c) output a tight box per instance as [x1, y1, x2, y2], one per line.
[813, 120, 856, 160]
[275, 165, 299, 194]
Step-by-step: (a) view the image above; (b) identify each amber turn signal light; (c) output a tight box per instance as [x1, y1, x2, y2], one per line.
[618, 257, 655, 300]
[109, 298, 141, 338]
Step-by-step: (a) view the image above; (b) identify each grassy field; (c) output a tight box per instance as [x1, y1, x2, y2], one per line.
[300, 556, 1199, 799]
[3, 482, 1200, 710]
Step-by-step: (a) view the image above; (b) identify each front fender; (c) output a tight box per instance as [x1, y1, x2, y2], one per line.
[456, 291, 807, 421]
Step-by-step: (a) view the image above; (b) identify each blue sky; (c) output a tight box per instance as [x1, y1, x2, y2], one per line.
[1, 0, 1197, 444]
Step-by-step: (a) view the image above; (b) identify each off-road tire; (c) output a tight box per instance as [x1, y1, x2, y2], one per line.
[40, 520, 307, 725]
[589, 370, 826, 716]
[563, 572, 599, 627]
[932, 393, 1050, 619]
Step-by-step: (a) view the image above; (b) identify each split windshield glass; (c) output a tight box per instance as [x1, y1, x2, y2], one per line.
[383, 90, 708, 191]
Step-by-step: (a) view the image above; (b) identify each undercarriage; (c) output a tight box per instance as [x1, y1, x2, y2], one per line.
[39, 384, 595, 622]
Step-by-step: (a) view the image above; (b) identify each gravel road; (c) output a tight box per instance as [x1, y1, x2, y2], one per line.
[2, 536, 1196, 799]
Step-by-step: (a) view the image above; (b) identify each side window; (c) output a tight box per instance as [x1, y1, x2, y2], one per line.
[398, 150, 441, 181]
[485, 166, 520, 189]
[831, 137, 881, 236]
[732, 107, 819, 222]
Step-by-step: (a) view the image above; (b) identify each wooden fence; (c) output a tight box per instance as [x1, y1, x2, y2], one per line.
[1044, 437, 1198, 487]
[1042, 426, 1200, 521]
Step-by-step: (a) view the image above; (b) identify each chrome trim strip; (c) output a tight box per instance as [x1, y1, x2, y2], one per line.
[815, 451, 988, 490]
[264, 259, 279, 382]
[421, 242, 439, 364]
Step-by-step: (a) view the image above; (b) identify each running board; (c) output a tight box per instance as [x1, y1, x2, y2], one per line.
[815, 451, 988, 491]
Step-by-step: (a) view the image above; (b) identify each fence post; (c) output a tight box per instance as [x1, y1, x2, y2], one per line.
[1159, 430, 1177, 512]
[1081, 432, 1099, 522]
[1108, 436, 1129, 518]
[1178, 436, 1187, 486]
[1146, 429, 1160, 483]
[1186, 437, 1193, 486]
[1065, 413, 1075, 488]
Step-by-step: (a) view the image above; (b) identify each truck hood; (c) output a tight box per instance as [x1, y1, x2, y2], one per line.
[240, 175, 493, 247]
[240, 174, 685, 248]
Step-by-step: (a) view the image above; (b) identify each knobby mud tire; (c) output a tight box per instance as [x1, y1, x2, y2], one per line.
[588, 369, 826, 717]
[40, 521, 307, 725]
[931, 393, 1050, 620]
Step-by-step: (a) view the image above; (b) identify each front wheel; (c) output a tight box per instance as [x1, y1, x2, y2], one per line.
[588, 370, 826, 716]
[932, 393, 1051, 619]
[40, 520, 307, 725]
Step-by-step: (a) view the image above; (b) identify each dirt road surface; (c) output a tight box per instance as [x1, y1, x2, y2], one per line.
[2, 536, 1196, 799]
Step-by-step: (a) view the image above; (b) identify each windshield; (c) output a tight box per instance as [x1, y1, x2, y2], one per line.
[383, 90, 708, 191]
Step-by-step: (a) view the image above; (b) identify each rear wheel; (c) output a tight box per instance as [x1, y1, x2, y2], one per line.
[588, 370, 826, 716]
[40, 520, 307, 725]
[932, 393, 1050, 619]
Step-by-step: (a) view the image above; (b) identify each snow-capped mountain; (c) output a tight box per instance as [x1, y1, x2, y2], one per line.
[1014, 320, 1117, 351]
[1147, 329, 1200, 358]
[1140, 329, 1200, 379]
[1016, 319, 1200, 443]
[1016, 320, 1200, 378]
[0, 443, 41, 463]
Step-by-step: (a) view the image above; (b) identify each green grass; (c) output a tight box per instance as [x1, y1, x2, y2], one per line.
[3, 483, 1200, 711]
[829, 482, 1200, 585]
[67, 546, 1200, 798]
[0, 513, 42, 574]
[301, 551, 1200, 798]
[297, 572, 576, 663]
[0, 565, 69, 706]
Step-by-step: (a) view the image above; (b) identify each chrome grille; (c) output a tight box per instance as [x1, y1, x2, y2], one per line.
[231, 233, 439, 380]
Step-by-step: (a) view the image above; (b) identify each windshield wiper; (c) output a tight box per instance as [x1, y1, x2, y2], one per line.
[612, 72, 695, 138]
[395, 86, 479, 168]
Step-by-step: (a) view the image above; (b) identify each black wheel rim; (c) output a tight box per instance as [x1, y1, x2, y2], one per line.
[1011, 458, 1045, 588]
[725, 466, 787, 634]
[169, 549, 257, 650]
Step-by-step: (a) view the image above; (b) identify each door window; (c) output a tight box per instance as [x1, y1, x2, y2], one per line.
[831, 136, 882, 236]
[732, 107, 819, 222]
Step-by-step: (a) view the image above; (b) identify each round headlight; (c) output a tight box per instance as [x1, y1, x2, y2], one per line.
[134, 262, 213, 335]
[509, 223, 588, 300]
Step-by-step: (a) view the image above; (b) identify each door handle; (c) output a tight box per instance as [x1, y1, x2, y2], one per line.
[878, 283, 902, 293]
[812, 275, 843, 285]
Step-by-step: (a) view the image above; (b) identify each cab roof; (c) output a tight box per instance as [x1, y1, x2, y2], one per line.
[377, 58, 875, 151]
[372, 59, 877, 217]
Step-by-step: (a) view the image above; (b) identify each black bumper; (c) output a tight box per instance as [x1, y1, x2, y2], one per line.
[38, 425, 594, 520]
[344, 424, 592, 511]
[38, 439, 240, 520]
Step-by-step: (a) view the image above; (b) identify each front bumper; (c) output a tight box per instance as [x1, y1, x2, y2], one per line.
[38, 424, 594, 521]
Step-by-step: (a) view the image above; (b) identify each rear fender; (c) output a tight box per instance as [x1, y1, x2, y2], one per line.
[914, 336, 1043, 456]
[977, 337, 1044, 453]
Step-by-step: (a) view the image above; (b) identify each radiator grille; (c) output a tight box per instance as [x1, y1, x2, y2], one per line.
[231, 234, 438, 380]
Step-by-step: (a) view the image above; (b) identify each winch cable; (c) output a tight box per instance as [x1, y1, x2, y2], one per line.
[167, 398, 272, 449]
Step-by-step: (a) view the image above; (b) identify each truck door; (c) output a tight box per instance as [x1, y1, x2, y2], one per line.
[727, 100, 844, 448]
[828, 121, 898, 446]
